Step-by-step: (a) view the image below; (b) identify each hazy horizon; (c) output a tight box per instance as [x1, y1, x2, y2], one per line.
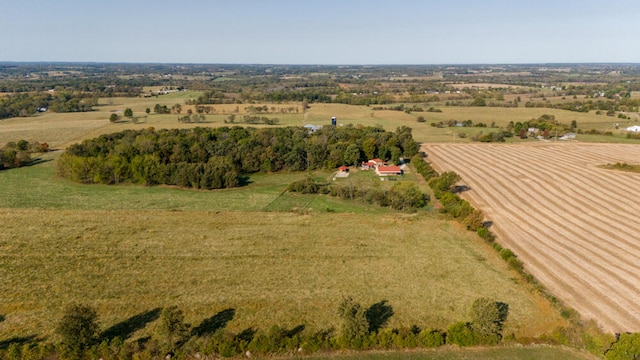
[2, 0, 639, 64]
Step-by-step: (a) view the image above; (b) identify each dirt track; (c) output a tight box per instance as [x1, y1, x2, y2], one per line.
[422, 142, 640, 333]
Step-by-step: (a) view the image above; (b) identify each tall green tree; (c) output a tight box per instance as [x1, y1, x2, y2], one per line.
[343, 143, 361, 167]
[124, 108, 133, 118]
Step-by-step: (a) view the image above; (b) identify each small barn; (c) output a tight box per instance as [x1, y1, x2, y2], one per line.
[375, 165, 403, 177]
[626, 125, 640, 133]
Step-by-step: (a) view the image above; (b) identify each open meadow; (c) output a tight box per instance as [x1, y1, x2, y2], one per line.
[0, 153, 565, 342]
[422, 142, 640, 333]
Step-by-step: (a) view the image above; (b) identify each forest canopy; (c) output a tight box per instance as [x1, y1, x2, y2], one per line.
[56, 125, 419, 189]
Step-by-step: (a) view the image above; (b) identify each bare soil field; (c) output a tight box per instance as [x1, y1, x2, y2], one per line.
[422, 142, 640, 333]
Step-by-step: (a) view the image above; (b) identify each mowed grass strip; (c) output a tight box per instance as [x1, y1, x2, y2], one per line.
[0, 208, 563, 341]
[0, 153, 330, 211]
[300, 345, 597, 360]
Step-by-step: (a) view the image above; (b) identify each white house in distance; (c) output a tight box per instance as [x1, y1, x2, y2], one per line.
[559, 132, 576, 140]
[626, 125, 640, 132]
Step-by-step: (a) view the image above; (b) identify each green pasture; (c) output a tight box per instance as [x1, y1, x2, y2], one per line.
[0, 152, 365, 213]
[0, 158, 564, 342]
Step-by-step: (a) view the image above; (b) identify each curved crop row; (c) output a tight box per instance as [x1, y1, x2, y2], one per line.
[422, 143, 640, 333]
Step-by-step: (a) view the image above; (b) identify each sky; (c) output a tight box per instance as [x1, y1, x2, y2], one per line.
[1, 0, 639, 64]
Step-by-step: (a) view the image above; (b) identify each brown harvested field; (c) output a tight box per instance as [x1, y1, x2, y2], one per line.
[422, 142, 640, 333]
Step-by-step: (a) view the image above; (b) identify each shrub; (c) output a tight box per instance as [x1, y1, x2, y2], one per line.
[418, 329, 445, 348]
[470, 298, 509, 345]
[56, 304, 101, 357]
[155, 305, 191, 354]
[248, 326, 292, 355]
[337, 297, 369, 349]
[446, 321, 479, 346]
[287, 176, 322, 194]
[499, 248, 516, 261]
[387, 181, 429, 211]
[299, 328, 334, 353]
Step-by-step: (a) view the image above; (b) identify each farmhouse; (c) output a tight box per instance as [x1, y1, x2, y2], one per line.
[375, 165, 403, 177]
[361, 158, 385, 169]
[559, 133, 576, 140]
[626, 125, 640, 132]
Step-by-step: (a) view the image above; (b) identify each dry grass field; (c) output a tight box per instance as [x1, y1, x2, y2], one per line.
[0, 102, 569, 344]
[0, 202, 564, 341]
[422, 142, 640, 333]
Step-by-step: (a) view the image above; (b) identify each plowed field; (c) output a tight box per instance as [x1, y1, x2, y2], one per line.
[422, 142, 640, 333]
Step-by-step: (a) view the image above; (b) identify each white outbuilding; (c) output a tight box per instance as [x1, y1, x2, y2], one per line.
[626, 125, 640, 132]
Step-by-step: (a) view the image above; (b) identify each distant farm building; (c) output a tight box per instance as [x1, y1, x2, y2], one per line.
[626, 125, 640, 132]
[559, 133, 576, 140]
[304, 124, 322, 133]
[334, 165, 350, 179]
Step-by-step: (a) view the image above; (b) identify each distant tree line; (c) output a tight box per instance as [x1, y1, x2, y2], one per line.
[0, 92, 97, 120]
[56, 125, 419, 189]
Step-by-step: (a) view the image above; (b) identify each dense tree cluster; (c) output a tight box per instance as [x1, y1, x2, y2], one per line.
[287, 177, 429, 211]
[56, 125, 419, 189]
[0, 92, 97, 119]
[0, 140, 49, 170]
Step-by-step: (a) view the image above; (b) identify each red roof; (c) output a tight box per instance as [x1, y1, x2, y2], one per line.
[376, 165, 402, 174]
[338, 166, 348, 171]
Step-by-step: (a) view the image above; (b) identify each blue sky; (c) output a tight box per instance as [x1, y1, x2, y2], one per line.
[1, 0, 638, 64]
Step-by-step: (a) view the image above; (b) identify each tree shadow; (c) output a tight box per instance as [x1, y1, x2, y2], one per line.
[496, 302, 509, 326]
[483, 221, 493, 228]
[28, 158, 53, 166]
[284, 324, 305, 337]
[192, 308, 235, 337]
[452, 185, 471, 193]
[236, 327, 256, 343]
[0, 335, 39, 350]
[237, 175, 253, 187]
[0, 314, 4, 323]
[365, 300, 394, 333]
[101, 308, 162, 341]
[0, 158, 53, 172]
